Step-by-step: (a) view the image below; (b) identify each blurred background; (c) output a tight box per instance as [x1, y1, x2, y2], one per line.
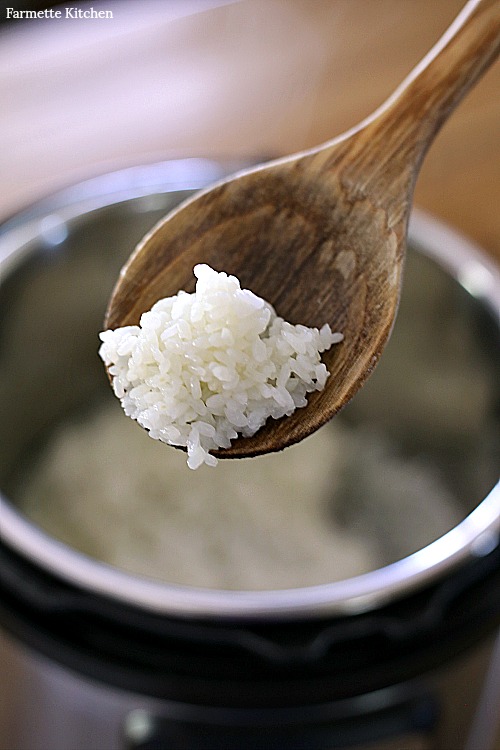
[0, 2, 499, 749]
[1, 0, 499, 266]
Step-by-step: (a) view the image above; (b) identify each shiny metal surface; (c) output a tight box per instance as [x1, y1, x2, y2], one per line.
[0, 160, 499, 620]
[1, 623, 498, 750]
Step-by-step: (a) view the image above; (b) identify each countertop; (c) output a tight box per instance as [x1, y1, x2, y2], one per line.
[1, 0, 499, 267]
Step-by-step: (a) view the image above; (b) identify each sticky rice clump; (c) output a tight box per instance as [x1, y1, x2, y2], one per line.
[99, 265, 343, 469]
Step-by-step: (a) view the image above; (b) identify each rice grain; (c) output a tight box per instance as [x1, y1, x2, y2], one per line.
[99, 265, 343, 468]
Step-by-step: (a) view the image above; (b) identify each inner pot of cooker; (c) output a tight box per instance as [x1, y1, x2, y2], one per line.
[0, 165, 499, 609]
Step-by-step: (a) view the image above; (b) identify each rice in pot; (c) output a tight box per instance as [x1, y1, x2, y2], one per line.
[15, 405, 461, 590]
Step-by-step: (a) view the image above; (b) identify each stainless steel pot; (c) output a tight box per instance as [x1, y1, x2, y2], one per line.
[0, 160, 499, 750]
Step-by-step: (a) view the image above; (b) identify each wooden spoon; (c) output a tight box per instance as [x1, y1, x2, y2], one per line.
[105, 0, 500, 459]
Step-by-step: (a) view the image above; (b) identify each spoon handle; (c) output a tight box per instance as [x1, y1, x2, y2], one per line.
[318, 0, 500, 197]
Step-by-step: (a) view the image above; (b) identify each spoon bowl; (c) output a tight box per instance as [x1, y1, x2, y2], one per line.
[105, 0, 500, 458]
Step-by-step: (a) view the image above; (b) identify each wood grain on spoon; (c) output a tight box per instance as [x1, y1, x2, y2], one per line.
[105, 0, 500, 458]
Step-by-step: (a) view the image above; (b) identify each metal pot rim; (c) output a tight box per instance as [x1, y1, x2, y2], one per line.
[1, 160, 499, 622]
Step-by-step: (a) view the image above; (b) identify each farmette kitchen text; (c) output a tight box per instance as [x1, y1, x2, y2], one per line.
[5, 7, 113, 19]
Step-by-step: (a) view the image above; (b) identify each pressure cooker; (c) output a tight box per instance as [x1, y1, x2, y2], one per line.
[0, 159, 499, 750]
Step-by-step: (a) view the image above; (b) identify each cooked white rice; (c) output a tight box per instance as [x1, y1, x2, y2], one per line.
[99, 264, 342, 468]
